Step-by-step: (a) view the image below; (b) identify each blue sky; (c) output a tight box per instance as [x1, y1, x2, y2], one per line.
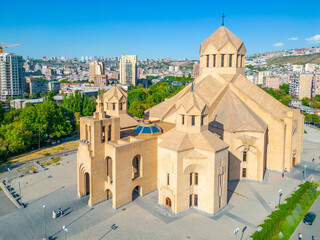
[1, 0, 320, 59]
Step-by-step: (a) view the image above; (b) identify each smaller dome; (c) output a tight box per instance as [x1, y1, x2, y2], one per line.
[134, 121, 162, 136]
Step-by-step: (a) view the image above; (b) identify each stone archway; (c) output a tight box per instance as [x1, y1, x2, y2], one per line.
[166, 197, 172, 208]
[132, 186, 141, 201]
[106, 189, 112, 200]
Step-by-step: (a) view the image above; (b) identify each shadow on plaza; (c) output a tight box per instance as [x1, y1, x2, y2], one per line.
[227, 179, 239, 203]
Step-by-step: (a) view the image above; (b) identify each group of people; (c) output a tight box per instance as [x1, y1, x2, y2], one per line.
[298, 233, 316, 240]
[52, 207, 63, 219]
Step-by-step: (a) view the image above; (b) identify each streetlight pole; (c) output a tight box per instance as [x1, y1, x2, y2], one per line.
[304, 165, 307, 179]
[278, 189, 282, 208]
[63, 226, 68, 240]
[234, 227, 240, 240]
[43, 205, 48, 240]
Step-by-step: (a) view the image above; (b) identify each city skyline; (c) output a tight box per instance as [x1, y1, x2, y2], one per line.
[1, 0, 320, 59]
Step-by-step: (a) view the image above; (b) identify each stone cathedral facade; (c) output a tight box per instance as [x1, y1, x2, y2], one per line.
[77, 26, 304, 214]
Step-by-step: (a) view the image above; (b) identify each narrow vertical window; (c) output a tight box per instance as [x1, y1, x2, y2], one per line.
[119, 103, 122, 110]
[243, 151, 247, 162]
[213, 54, 216, 67]
[102, 126, 105, 143]
[195, 173, 198, 185]
[206, 55, 209, 67]
[190, 173, 193, 185]
[108, 125, 111, 141]
[201, 115, 204, 126]
[112, 103, 115, 110]
[182, 115, 185, 125]
[191, 116, 195, 126]
[189, 195, 192, 207]
[167, 173, 170, 185]
[242, 168, 247, 178]
[229, 55, 232, 67]
[194, 194, 198, 206]
[240, 55, 243, 67]
[221, 55, 224, 67]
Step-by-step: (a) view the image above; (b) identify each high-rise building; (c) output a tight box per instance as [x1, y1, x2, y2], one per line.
[89, 61, 105, 82]
[193, 63, 200, 78]
[94, 75, 108, 87]
[313, 75, 320, 96]
[0, 53, 25, 101]
[257, 71, 271, 85]
[289, 74, 300, 96]
[298, 74, 313, 100]
[120, 55, 137, 86]
[264, 76, 280, 89]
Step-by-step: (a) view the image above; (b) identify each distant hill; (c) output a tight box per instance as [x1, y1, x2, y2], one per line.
[267, 52, 320, 65]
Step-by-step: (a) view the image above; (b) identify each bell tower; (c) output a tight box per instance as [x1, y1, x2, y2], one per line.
[199, 26, 246, 75]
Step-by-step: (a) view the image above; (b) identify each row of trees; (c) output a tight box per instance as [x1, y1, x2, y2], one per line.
[0, 91, 96, 162]
[302, 95, 320, 109]
[128, 81, 185, 118]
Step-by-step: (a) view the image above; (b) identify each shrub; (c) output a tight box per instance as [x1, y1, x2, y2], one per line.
[301, 193, 311, 207]
[295, 204, 302, 215]
[292, 209, 300, 221]
[286, 215, 294, 227]
[43, 153, 51, 156]
[280, 221, 291, 237]
[308, 189, 315, 199]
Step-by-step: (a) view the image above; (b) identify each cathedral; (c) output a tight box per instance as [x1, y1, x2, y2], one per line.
[77, 25, 304, 214]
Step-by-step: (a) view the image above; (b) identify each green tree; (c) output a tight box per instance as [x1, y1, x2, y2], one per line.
[0, 102, 5, 123]
[128, 101, 145, 118]
[302, 97, 309, 106]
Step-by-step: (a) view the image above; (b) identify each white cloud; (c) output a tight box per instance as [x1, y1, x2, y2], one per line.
[305, 34, 320, 44]
[288, 37, 298, 41]
[273, 42, 284, 47]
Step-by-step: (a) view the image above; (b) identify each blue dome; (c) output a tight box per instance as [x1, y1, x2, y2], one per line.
[134, 123, 162, 135]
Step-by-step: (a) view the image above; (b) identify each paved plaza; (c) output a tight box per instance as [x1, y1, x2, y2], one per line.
[0, 125, 320, 240]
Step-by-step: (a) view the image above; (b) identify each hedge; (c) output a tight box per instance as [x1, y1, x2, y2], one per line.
[251, 181, 319, 240]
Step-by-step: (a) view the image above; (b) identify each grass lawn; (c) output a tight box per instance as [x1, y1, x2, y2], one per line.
[8, 140, 79, 163]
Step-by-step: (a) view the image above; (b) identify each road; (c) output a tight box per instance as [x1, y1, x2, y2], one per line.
[290, 196, 320, 240]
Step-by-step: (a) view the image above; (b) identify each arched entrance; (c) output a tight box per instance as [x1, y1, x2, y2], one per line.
[166, 197, 172, 208]
[85, 172, 90, 195]
[132, 186, 141, 201]
[106, 189, 112, 200]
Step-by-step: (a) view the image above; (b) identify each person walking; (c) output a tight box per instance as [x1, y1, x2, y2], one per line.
[312, 236, 315, 240]
[312, 158, 315, 162]
[298, 233, 302, 240]
[58, 207, 63, 218]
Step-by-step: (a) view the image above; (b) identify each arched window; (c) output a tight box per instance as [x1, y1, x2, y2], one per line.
[112, 103, 115, 110]
[119, 102, 123, 110]
[190, 172, 199, 185]
[132, 155, 141, 180]
[106, 157, 112, 183]
[166, 197, 172, 208]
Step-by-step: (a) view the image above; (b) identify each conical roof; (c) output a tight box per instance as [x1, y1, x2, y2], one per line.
[104, 86, 127, 102]
[200, 26, 246, 55]
[175, 87, 208, 115]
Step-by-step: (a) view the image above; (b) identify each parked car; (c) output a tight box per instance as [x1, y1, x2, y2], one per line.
[303, 212, 316, 225]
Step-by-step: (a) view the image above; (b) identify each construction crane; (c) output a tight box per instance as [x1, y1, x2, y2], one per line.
[0, 43, 20, 54]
